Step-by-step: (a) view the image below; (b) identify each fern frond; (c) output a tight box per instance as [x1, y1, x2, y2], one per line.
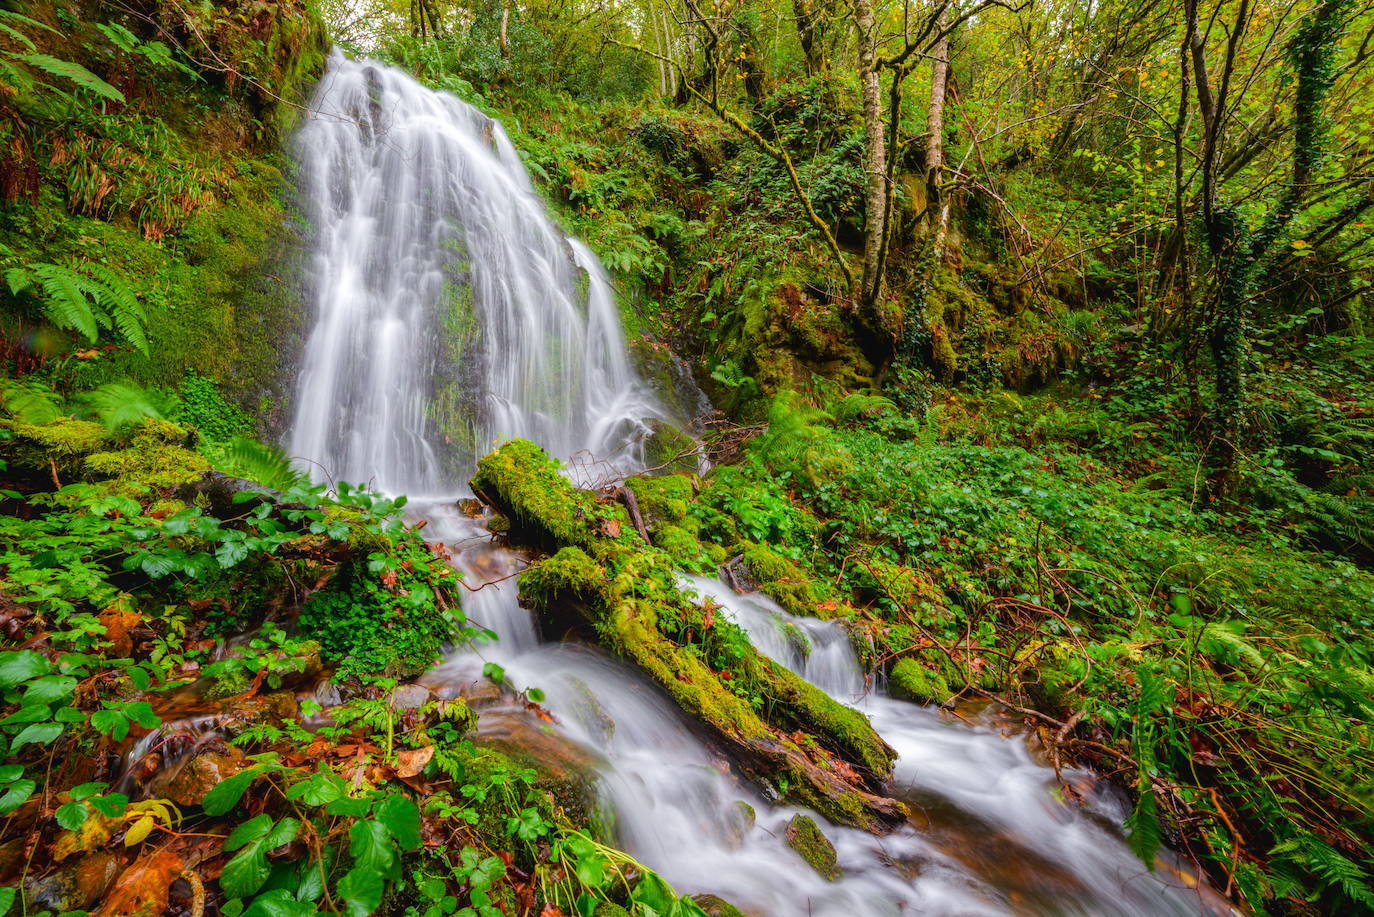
[212, 436, 310, 492]
[81, 263, 148, 355]
[1, 381, 67, 425]
[29, 262, 99, 342]
[13, 53, 125, 103]
[73, 382, 169, 431]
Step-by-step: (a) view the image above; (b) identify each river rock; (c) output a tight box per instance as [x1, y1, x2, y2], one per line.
[22, 852, 119, 912]
[692, 895, 749, 917]
[389, 683, 435, 710]
[163, 743, 247, 806]
[785, 814, 842, 881]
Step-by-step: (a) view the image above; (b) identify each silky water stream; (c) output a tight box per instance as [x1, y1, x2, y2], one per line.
[281, 52, 1238, 917]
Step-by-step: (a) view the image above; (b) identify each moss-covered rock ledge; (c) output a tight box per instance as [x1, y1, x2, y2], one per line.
[471, 440, 905, 832]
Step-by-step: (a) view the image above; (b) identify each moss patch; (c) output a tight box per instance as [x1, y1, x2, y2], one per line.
[785, 814, 842, 881]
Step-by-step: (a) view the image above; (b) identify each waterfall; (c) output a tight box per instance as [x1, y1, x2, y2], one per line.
[286, 52, 1235, 917]
[287, 51, 660, 494]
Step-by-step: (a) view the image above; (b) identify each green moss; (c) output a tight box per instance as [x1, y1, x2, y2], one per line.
[593, 905, 631, 917]
[472, 439, 626, 549]
[3, 419, 110, 476]
[643, 422, 698, 474]
[692, 895, 748, 917]
[626, 473, 694, 526]
[84, 419, 209, 490]
[785, 814, 841, 880]
[651, 524, 714, 573]
[888, 657, 953, 706]
[740, 542, 835, 619]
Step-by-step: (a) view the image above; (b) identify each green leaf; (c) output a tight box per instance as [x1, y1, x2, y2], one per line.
[0, 886, 15, 917]
[15, 54, 125, 101]
[265, 817, 300, 849]
[69, 782, 105, 802]
[55, 801, 88, 830]
[348, 819, 396, 877]
[90, 709, 129, 742]
[10, 722, 62, 752]
[326, 795, 371, 818]
[631, 873, 677, 911]
[24, 675, 77, 706]
[88, 793, 129, 817]
[242, 889, 318, 917]
[373, 794, 420, 851]
[220, 840, 271, 900]
[337, 867, 385, 917]
[224, 813, 274, 852]
[201, 767, 264, 816]
[0, 650, 50, 688]
[0, 779, 35, 814]
[124, 701, 161, 729]
[285, 771, 343, 806]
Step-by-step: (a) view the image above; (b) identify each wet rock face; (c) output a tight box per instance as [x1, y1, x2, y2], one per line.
[691, 894, 750, 917]
[785, 814, 842, 881]
[159, 742, 248, 807]
[22, 852, 119, 912]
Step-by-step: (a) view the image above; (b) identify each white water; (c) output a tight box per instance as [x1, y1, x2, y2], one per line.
[286, 54, 1235, 917]
[288, 52, 660, 494]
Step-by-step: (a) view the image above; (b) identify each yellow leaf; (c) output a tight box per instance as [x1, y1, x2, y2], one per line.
[124, 814, 156, 846]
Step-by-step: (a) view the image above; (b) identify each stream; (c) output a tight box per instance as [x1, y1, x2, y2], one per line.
[284, 52, 1239, 917]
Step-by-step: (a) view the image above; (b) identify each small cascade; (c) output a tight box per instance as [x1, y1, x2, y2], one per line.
[288, 52, 660, 495]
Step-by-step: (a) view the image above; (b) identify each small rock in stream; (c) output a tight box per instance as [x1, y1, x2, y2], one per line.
[785, 813, 842, 881]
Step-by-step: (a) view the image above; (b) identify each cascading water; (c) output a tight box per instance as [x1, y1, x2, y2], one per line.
[288, 51, 660, 495]
[286, 53, 1236, 917]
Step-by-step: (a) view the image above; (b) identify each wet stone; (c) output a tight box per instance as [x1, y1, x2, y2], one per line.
[161, 743, 247, 807]
[22, 852, 119, 912]
[692, 895, 749, 917]
[785, 814, 842, 881]
[389, 683, 434, 710]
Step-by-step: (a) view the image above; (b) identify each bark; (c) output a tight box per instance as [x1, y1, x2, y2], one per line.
[856, 0, 887, 306]
[926, 6, 952, 262]
[792, 0, 827, 75]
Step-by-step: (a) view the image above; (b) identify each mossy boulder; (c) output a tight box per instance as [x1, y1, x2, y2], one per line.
[888, 657, 953, 706]
[692, 894, 749, 917]
[643, 421, 699, 474]
[785, 814, 841, 881]
[84, 419, 209, 490]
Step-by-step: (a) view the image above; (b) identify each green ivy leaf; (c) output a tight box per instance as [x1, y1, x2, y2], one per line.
[23, 675, 76, 706]
[88, 793, 129, 817]
[0, 779, 35, 814]
[90, 709, 129, 742]
[241, 888, 317, 917]
[220, 839, 271, 900]
[224, 813, 274, 852]
[0, 886, 15, 917]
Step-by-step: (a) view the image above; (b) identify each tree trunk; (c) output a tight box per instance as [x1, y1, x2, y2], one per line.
[856, 0, 886, 307]
[793, 0, 824, 75]
[499, 0, 510, 61]
[926, 6, 952, 262]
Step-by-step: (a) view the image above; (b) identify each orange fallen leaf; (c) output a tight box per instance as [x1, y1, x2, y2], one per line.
[99, 848, 184, 916]
[394, 745, 435, 778]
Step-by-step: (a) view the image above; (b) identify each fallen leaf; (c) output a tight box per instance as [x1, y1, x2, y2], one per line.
[99, 848, 184, 916]
[539, 906, 566, 917]
[53, 811, 116, 861]
[394, 745, 434, 778]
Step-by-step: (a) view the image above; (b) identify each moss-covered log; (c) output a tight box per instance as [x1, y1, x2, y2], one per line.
[472, 440, 904, 831]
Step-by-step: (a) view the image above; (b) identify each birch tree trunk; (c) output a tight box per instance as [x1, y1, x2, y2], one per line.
[857, 0, 887, 306]
[926, 6, 952, 262]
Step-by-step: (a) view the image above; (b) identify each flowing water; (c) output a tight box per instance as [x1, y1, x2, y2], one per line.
[284, 53, 1237, 917]
[288, 51, 660, 495]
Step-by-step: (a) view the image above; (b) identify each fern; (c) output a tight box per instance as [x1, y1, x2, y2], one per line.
[8, 262, 150, 355]
[73, 382, 171, 431]
[27, 263, 101, 342]
[80, 262, 149, 354]
[13, 53, 124, 102]
[1271, 835, 1374, 908]
[1124, 783, 1163, 866]
[212, 436, 310, 492]
[0, 381, 66, 425]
